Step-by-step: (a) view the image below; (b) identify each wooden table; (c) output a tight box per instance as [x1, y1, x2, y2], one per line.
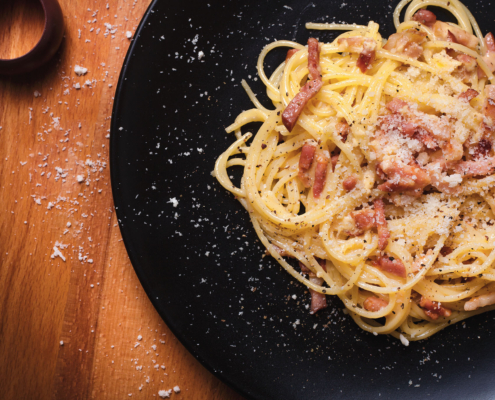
[0, 1, 245, 399]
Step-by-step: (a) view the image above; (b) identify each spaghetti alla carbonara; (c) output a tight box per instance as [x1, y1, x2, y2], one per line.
[214, 0, 495, 341]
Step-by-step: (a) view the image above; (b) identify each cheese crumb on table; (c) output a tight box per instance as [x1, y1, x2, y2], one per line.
[158, 389, 172, 398]
[173, 386, 180, 393]
[74, 65, 88, 76]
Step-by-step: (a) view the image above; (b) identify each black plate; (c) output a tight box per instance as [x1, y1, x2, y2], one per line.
[110, 1, 495, 399]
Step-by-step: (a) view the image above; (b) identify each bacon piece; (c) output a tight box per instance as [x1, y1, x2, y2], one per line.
[337, 37, 377, 73]
[298, 140, 317, 187]
[282, 79, 323, 132]
[357, 39, 376, 72]
[331, 154, 339, 171]
[446, 30, 458, 44]
[374, 199, 390, 251]
[285, 49, 298, 63]
[454, 157, 495, 177]
[383, 29, 427, 59]
[349, 208, 376, 236]
[336, 121, 350, 142]
[473, 138, 492, 160]
[456, 55, 478, 84]
[299, 261, 312, 274]
[363, 296, 389, 312]
[379, 113, 439, 151]
[457, 54, 477, 70]
[299, 258, 327, 276]
[312, 150, 329, 198]
[419, 296, 452, 320]
[310, 289, 327, 313]
[486, 32, 495, 51]
[484, 85, 495, 124]
[412, 9, 436, 28]
[377, 158, 431, 195]
[433, 21, 478, 50]
[282, 38, 322, 132]
[309, 277, 327, 314]
[386, 98, 408, 113]
[317, 257, 328, 272]
[372, 255, 407, 278]
[343, 175, 358, 191]
[415, 128, 439, 150]
[307, 38, 321, 80]
[440, 246, 453, 256]
[349, 201, 389, 250]
[465, 292, 495, 311]
[458, 88, 479, 103]
[385, 98, 459, 160]
[482, 33, 495, 73]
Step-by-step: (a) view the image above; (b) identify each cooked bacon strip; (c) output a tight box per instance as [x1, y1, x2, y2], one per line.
[440, 246, 453, 256]
[420, 296, 452, 320]
[298, 140, 317, 187]
[454, 157, 495, 177]
[343, 175, 358, 191]
[282, 79, 323, 132]
[336, 121, 350, 142]
[458, 88, 479, 103]
[482, 33, 495, 74]
[456, 54, 478, 84]
[379, 113, 439, 150]
[285, 48, 298, 63]
[433, 21, 479, 50]
[383, 29, 427, 59]
[309, 277, 327, 314]
[317, 257, 328, 272]
[372, 255, 407, 278]
[307, 38, 321, 80]
[299, 261, 312, 274]
[357, 39, 376, 72]
[337, 37, 377, 72]
[486, 32, 495, 52]
[415, 128, 439, 150]
[446, 30, 458, 44]
[473, 138, 492, 160]
[348, 200, 389, 250]
[282, 38, 322, 132]
[363, 296, 389, 312]
[465, 292, 495, 311]
[312, 150, 329, 198]
[484, 85, 495, 124]
[349, 208, 376, 236]
[386, 98, 408, 113]
[331, 154, 340, 171]
[386, 98, 460, 160]
[374, 199, 390, 251]
[377, 158, 431, 195]
[412, 9, 436, 28]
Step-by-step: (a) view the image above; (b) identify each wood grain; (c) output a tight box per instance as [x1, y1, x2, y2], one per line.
[0, 1, 245, 399]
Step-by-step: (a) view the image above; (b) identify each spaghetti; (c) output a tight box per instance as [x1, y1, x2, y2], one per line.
[214, 0, 495, 341]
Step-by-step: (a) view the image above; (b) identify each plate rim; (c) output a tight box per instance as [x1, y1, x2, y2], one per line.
[109, 1, 254, 399]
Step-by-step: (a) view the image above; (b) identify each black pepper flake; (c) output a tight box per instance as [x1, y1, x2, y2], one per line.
[261, 144, 267, 149]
